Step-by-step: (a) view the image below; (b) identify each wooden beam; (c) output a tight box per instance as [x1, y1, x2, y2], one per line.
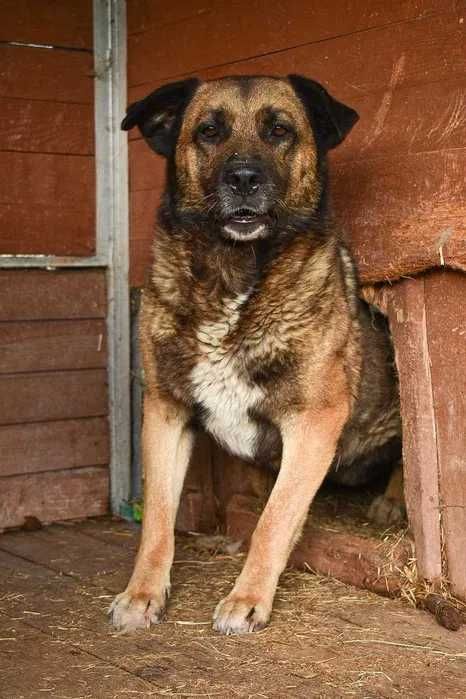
[386, 277, 443, 583]
[425, 270, 466, 600]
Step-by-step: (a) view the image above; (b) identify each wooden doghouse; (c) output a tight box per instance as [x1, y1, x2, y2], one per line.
[125, 1, 466, 601]
[1, 1, 464, 604]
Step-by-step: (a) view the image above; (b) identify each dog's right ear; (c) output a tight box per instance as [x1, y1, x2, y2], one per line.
[121, 78, 199, 157]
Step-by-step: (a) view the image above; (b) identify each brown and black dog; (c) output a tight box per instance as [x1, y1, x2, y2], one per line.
[110, 75, 402, 635]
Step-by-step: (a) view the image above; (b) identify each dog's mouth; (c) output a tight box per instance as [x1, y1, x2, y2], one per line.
[222, 208, 270, 241]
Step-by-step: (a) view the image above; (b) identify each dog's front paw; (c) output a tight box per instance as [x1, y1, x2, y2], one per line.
[213, 593, 271, 635]
[109, 586, 169, 632]
[368, 494, 406, 527]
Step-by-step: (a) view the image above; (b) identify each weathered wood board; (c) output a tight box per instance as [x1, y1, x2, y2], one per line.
[424, 271, 466, 599]
[0, 417, 109, 477]
[0, 319, 107, 373]
[0, 467, 109, 529]
[0, 269, 106, 321]
[1, 369, 108, 425]
[0, 0, 92, 48]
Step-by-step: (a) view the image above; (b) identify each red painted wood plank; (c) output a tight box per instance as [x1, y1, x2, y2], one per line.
[0, 369, 108, 425]
[0, 151, 95, 256]
[0, 466, 109, 529]
[129, 139, 165, 192]
[425, 270, 466, 600]
[0, 203, 95, 256]
[0, 98, 94, 155]
[0, 417, 109, 477]
[0, 151, 94, 208]
[128, 0, 452, 85]
[0, 0, 92, 48]
[0, 269, 106, 321]
[200, 10, 466, 94]
[0, 319, 107, 374]
[0, 46, 94, 104]
[130, 235, 153, 287]
[334, 149, 466, 282]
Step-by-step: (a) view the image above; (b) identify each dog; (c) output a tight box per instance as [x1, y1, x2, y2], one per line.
[110, 75, 402, 635]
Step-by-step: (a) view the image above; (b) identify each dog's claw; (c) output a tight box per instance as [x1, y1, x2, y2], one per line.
[368, 494, 406, 527]
[213, 595, 270, 635]
[109, 588, 169, 632]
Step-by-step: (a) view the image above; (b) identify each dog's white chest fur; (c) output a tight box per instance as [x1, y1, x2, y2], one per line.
[190, 293, 263, 460]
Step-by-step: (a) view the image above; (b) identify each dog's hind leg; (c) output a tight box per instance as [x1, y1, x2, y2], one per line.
[213, 398, 349, 635]
[109, 395, 193, 632]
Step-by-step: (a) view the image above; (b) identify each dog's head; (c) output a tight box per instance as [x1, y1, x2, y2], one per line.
[122, 75, 358, 242]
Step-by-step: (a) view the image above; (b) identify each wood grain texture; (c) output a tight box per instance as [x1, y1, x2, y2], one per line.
[0, 151, 95, 256]
[0, 369, 108, 425]
[0, 466, 109, 529]
[424, 270, 466, 600]
[129, 178, 161, 285]
[0, 151, 94, 208]
[127, 0, 452, 84]
[128, 7, 465, 101]
[0, 0, 92, 48]
[333, 149, 466, 282]
[0, 203, 95, 256]
[0, 417, 109, 477]
[0, 319, 107, 374]
[0, 269, 106, 321]
[129, 139, 165, 191]
[0, 524, 131, 580]
[0, 98, 94, 155]
[0, 46, 94, 103]
[127, 8, 466, 283]
[386, 278, 443, 583]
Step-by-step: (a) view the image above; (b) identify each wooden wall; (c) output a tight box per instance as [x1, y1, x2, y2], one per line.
[0, 2, 109, 528]
[126, 0, 466, 286]
[126, 2, 466, 598]
[0, 1, 95, 256]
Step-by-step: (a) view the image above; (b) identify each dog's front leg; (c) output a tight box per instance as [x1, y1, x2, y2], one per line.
[110, 396, 193, 632]
[213, 402, 348, 635]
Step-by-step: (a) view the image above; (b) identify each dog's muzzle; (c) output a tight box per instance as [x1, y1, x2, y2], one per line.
[219, 156, 272, 241]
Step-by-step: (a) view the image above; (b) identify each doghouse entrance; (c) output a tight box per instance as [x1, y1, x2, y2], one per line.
[126, 286, 409, 598]
[188, 439, 412, 600]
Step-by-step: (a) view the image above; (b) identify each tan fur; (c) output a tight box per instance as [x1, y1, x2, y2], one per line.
[214, 390, 349, 633]
[110, 76, 401, 635]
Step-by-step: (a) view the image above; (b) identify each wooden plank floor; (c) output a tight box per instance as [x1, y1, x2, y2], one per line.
[0, 518, 465, 698]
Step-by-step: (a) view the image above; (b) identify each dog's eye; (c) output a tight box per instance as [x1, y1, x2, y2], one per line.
[271, 124, 289, 138]
[198, 124, 218, 139]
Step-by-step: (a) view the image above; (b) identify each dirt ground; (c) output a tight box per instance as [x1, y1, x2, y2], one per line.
[0, 517, 465, 699]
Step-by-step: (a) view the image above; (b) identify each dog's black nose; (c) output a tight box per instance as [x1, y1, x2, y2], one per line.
[223, 162, 264, 197]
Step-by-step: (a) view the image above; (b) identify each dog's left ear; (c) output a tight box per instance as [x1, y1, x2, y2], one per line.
[288, 75, 358, 151]
[121, 78, 200, 157]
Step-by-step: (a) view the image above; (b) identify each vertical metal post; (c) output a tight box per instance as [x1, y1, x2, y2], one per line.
[94, 0, 131, 513]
